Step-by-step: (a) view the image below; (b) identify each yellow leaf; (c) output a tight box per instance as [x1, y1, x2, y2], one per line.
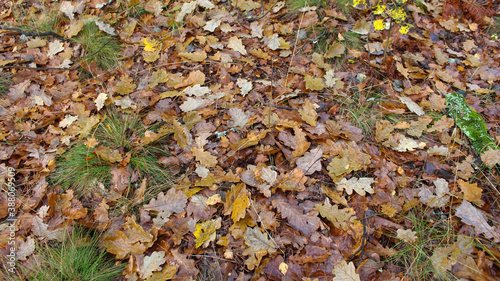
[298, 99, 317, 126]
[458, 179, 482, 203]
[192, 147, 218, 167]
[193, 217, 222, 248]
[279, 262, 288, 275]
[315, 199, 356, 230]
[144, 38, 158, 52]
[232, 193, 250, 223]
[304, 75, 325, 91]
[332, 260, 360, 281]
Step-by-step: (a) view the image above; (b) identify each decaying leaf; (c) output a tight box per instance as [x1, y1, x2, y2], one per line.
[296, 147, 322, 175]
[193, 217, 222, 248]
[332, 260, 361, 281]
[396, 229, 417, 243]
[140, 251, 166, 279]
[315, 199, 356, 230]
[243, 227, 276, 270]
[456, 200, 500, 243]
[336, 177, 374, 196]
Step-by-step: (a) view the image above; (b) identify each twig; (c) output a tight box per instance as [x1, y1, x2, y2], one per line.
[246, 0, 280, 22]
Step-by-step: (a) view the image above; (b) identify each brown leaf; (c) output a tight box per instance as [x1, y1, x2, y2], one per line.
[102, 217, 156, 259]
[315, 199, 356, 230]
[272, 198, 320, 236]
[243, 227, 276, 270]
[456, 200, 500, 243]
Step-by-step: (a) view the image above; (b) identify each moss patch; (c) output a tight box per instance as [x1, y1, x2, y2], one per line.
[446, 92, 498, 153]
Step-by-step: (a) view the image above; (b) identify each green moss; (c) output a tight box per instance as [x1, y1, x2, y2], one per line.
[446, 92, 498, 153]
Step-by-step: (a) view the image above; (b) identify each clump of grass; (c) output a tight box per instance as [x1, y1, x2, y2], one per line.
[20, 227, 124, 281]
[385, 207, 459, 280]
[333, 0, 355, 16]
[71, 22, 121, 70]
[52, 109, 172, 199]
[333, 89, 385, 139]
[0, 72, 13, 95]
[286, 0, 327, 12]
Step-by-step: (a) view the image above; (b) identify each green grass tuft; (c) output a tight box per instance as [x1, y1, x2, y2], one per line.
[71, 22, 121, 70]
[20, 227, 124, 281]
[52, 109, 172, 199]
[385, 207, 459, 280]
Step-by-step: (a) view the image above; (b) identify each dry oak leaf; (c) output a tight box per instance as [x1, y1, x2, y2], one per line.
[240, 167, 271, 197]
[327, 142, 371, 183]
[456, 200, 500, 243]
[276, 168, 307, 192]
[16, 236, 35, 261]
[232, 192, 250, 222]
[419, 178, 450, 208]
[304, 75, 325, 91]
[192, 147, 218, 167]
[399, 96, 424, 116]
[243, 227, 277, 270]
[174, 70, 206, 89]
[336, 177, 374, 196]
[332, 260, 361, 281]
[272, 198, 321, 236]
[396, 229, 417, 243]
[114, 75, 136, 95]
[94, 146, 123, 163]
[458, 179, 482, 203]
[179, 51, 207, 62]
[102, 218, 156, 259]
[296, 147, 323, 175]
[31, 216, 66, 241]
[315, 199, 356, 231]
[236, 78, 253, 96]
[228, 107, 249, 127]
[227, 36, 247, 55]
[481, 148, 500, 168]
[48, 40, 64, 58]
[140, 251, 166, 279]
[144, 188, 188, 219]
[173, 119, 193, 148]
[298, 99, 318, 126]
[194, 217, 222, 248]
[95, 92, 107, 111]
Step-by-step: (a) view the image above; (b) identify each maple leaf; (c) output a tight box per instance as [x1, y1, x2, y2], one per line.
[332, 260, 361, 281]
[243, 227, 276, 270]
[272, 198, 320, 236]
[336, 177, 374, 196]
[315, 199, 356, 230]
[458, 179, 482, 203]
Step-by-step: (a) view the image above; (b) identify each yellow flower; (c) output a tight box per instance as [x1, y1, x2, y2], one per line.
[374, 19, 385, 31]
[391, 7, 407, 23]
[372, 4, 386, 15]
[399, 25, 410, 34]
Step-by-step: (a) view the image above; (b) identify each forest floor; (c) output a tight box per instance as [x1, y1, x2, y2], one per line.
[1, 0, 500, 280]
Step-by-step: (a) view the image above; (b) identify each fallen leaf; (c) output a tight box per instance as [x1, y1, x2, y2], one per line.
[243, 227, 276, 270]
[296, 147, 323, 175]
[315, 199, 356, 230]
[396, 229, 417, 243]
[95, 93, 107, 111]
[140, 251, 166, 279]
[456, 200, 500, 243]
[304, 75, 325, 91]
[333, 260, 361, 281]
[193, 217, 222, 248]
[458, 179, 482, 203]
[298, 99, 318, 126]
[227, 36, 247, 55]
[336, 177, 374, 196]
